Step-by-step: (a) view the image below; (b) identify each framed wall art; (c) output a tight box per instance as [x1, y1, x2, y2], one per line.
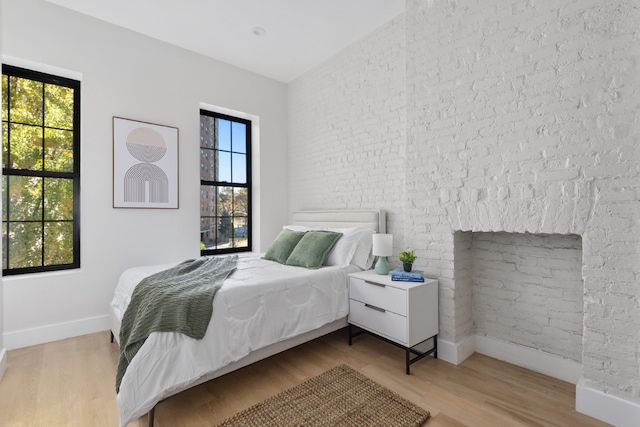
[113, 117, 179, 208]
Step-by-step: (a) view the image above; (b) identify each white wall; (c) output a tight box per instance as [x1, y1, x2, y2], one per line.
[1, 0, 289, 349]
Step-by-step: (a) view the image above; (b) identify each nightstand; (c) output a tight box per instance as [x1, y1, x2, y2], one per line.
[347, 269, 438, 374]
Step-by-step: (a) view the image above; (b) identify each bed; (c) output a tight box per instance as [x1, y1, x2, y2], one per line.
[109, 209, 386, 427]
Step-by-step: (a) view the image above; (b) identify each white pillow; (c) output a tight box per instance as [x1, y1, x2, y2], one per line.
[353, 231, 375, 269]
[325, 227, 374, 269]
[350, 229, 375, 269]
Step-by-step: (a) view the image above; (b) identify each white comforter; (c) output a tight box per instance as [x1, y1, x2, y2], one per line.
[111, 253, 357, 426]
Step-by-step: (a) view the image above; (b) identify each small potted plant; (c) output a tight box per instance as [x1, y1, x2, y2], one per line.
[399, 250, 416, 272]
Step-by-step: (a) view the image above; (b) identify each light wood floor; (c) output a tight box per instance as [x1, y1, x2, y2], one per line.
[0, 329, 611, 427]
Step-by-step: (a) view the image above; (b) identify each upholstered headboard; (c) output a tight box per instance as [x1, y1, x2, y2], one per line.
[291, 210, 386, 233]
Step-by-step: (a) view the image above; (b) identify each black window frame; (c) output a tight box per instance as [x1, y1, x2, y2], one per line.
[2, 64, 81, 276]
[199, 109, 252, 255]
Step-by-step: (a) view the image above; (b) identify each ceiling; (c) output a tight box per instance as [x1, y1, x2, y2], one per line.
[44, 0, 405, 83]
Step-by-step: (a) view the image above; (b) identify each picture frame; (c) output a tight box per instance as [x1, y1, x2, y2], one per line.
[112, 117, 179, 209]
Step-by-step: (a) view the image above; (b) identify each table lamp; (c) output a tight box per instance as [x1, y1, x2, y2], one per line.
[372, 233, 393, 275]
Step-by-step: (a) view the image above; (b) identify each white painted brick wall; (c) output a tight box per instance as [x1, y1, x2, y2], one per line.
[288, 15, 407, 253]
[289, 0, 639, 406]
[471, 232, 583, 361]
[407, 0, 639, 403]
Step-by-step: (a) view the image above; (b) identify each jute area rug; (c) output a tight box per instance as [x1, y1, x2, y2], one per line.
[214, 364, 430, 427]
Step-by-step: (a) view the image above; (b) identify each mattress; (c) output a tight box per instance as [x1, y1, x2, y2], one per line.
[111, 252, 359, 426]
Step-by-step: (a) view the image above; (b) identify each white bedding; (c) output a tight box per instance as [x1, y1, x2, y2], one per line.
[112, 252, 359, 426]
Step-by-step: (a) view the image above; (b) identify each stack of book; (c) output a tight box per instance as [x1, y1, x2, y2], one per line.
[390, 268, 424, 282]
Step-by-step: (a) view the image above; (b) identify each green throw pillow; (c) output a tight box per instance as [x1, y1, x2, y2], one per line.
[285, 231, 343, 269]
[263, 229, 306, 264]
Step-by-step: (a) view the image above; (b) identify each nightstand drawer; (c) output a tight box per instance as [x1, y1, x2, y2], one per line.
[349, 299, 407, 345]
[349, 277, 406, 316]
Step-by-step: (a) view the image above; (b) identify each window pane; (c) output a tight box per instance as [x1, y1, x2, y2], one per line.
[44, 84, 74, 129]
[9, 124, 43, 170]
[45, 178, 73, 220]
[232, 154, 246, 184]
[217, 186, 233, 217]
[230, 188, 249, 250]
[200, 185, 217, 217]
[2, 222, 6, 270]
[232, 218, 248, 249]
[200, 115, 214, 149]
[44, 128, 73, 172]
[200, 185, 217, 250]
[44, 221, 73, 265]
[200, 216, 217, 250]
[218, 151, 231, 182]
[200, 185, 243, 251]
[233, 187, 248, 217]
[200, 216, 215, 233]
[2, 123, 7, 168]
[218, 119, 231, 151]
[218, 214, 233, 247]
[9, 77, 43, 126]
[233, 216, 247, 238]
[8, 176, 43, 221]
[1, 176, 6, 221]
[1, 74, 7, 122]
[8, 222, 43, 269]
[231, 121, 246, 153]
[200, 148, 215, 181]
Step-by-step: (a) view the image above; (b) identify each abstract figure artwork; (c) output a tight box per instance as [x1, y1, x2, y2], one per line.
[113, 117, 179, 208]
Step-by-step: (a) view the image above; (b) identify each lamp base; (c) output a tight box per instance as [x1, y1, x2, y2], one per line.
[374, 257, 389, 275]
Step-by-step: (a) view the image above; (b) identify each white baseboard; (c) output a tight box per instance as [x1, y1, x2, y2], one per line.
[0, 348, 6, 383]
[437, 334, 582, 384]
[436, 334, 475, 365]
[474, 334, 581, 384]
[442, 334, 638, 426]
[3, 315, 109, 350]
[576, 378, 640, 427]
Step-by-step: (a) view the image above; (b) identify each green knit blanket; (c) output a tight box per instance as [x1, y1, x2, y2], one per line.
[115, 255, 238, 392]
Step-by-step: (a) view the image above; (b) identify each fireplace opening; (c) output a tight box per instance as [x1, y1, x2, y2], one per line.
[455, 231, 584, 363]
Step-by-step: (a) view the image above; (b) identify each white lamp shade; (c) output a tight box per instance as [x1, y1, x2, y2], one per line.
[372, 233, 393, 257]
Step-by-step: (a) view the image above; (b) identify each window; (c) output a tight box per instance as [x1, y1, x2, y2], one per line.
[2, 65, 80, 275]
[200, 109, 251, 255]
